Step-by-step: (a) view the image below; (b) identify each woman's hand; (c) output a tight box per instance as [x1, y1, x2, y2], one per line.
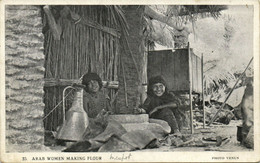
[133, 107, 146, 114]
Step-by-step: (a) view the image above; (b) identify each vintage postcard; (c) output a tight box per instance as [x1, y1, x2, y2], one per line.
[0, 0, 259, 162]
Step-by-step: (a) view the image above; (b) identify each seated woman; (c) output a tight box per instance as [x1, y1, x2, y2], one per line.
[64, 73, 161, 152]
[136, 76, 184, 135]
[56, 72, 111, 143]
[82, 72, 111, 118]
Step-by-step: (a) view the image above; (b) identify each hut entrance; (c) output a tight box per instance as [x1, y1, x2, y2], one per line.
[147, 46, 203, 133]
[42, 6, 120, 145]
[148, 48, 202, 93]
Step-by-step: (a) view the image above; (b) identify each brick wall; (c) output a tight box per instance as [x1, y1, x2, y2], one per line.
[5, 5, 46, 152]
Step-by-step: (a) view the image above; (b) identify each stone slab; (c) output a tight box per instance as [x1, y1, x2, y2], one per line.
[149, 118, 171, 134]
[122, 123, 170, 138]
[108, 114, 149, 123]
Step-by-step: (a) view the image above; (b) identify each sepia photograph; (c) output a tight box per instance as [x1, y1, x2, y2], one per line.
[0, 0, 259, 162]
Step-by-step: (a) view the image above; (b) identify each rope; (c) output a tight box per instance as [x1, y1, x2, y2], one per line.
[42, 89, 73, 121]
[43, 75, 85, 121]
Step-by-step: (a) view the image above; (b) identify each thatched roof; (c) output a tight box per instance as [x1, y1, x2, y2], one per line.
[145, 5, 227, 48]
[178, 5, 228, 18]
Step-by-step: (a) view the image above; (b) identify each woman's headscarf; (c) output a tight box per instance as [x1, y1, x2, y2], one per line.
[82, 72, 103, 91]
[147, 76, 168, 97]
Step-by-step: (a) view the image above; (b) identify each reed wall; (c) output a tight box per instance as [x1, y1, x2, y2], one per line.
[43, 6, 120, 132]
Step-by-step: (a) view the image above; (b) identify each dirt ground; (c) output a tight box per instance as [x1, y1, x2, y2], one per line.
[139, 120, 252, 152]
[48, 120, 252, 152]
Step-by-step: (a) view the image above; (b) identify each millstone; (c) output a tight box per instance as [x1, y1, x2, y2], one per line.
[122, 123, 170, 138]
[108, 114, 149, 123]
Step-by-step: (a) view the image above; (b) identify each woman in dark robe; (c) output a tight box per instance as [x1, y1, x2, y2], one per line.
[137, 76, 184, 135]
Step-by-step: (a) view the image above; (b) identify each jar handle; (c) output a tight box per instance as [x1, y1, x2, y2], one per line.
[62, 86, 76, 122]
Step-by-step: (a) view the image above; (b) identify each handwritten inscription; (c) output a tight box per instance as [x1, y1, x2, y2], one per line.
[110, 153, 132, 161]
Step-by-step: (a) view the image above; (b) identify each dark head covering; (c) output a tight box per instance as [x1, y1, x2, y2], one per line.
[82, 72, 103, 91]
[144, 76, 179, 114]
[147, 76, 168, 97]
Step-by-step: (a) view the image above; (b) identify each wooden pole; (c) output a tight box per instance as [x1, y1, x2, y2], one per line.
[188, 43, 194, 134]
[201, 54, 205, 128]
[121, 55, 129, 107]
[208, 57, 254, 126]
[43, 5, 61, 40]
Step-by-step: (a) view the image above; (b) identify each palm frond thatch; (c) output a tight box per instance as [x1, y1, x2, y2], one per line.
[106, 5, 129, 36]
[150, 20, 175, 48]
[145, 5, 227, 48]
[179, 5, 227, 18]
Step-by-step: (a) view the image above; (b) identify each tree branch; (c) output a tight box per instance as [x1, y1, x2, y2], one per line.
[43, 5, 62, 40]
[144, 6, 184, 30]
